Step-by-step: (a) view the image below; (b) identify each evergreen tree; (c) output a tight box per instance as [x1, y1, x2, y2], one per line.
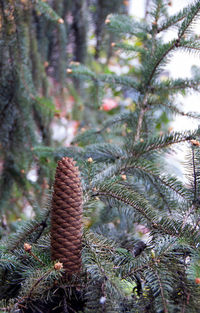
[1, 1, 200, 313]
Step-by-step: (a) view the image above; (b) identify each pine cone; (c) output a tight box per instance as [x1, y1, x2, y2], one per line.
[51, 157, 83, 274]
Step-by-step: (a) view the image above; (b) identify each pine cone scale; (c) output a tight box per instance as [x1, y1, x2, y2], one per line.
[52, 208, 81, 219]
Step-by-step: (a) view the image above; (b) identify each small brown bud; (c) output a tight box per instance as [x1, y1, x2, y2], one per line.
[121, 174, 127, 181]
[123, 0, 129, 6]
[44, 61, 49, 68]
[87, 157, 93, 163]
[111, 42, 116, 47]
[54, 262, 63, 270]
[105, 18, 110, 24]
[58, 18, 64, 24]
[69, 61, 80, 66]
[24, 243, 32, 252]
[83, 218, 92, 228]
[140, 138, 144, 143]
[114, 218, 120, 225]
[21, 169, 25, 174]
[66, 68, 72, 74]
[195, 277, 200, 284]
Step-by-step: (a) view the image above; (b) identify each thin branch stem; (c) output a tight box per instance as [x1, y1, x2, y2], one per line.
[138, 135, 192, 156]
[154, 266, 168, 313]
[192, 148, 197, 202]
[146, 43, 175, 88]
[135, 92, 149, 142]
[147, 175, 172, 214]
[94, 190, 175, 236]
[123, 164, 187, 200]
[135, 107, 147, 142]
[145, 0, 150, 19]
[27, 250, 45, 266]
[27, 270, 52, 299]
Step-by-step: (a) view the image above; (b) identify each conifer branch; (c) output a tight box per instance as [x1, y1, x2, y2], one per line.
[192, 147, 197, 202]
[154, 266, 168, 313]
[181, 206, 194, 231]
[145, 40, 177, 88]
[146, 175, 172, 214]
[161, 105, 200, 120]
[123, 164, 188, 200]
[26, 269, 52, 300]
[94, 188, 174, 236]
[157, 8, 187, 33]
[96, 112, 136, 134]
[135, 133, 193, 156]
[153, 79, 200, 93]
[178, 2, 200, 38]
[9, 217, 50, 252]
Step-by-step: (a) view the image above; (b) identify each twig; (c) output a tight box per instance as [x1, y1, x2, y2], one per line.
[181, 206, 193, 231]
[148, 175, 172, 214]
[24, 243, 45, 266]
[192, 148, 197, 202]
[154, 266, 168, 313]
[95, 190, 175, 236]
[63, 293, 69, 313]
[34, 210, 50, 242]
[27, 270, 52, 299]
[135, 107, 147, 142]
[145, 0, 150, 19]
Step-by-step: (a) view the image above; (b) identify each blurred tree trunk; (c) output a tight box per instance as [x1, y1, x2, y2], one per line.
[94, 0, 126, 60]
[72, 0, 88, 64]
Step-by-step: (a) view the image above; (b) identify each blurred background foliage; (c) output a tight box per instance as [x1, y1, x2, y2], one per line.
[0, 0, 129, 229]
